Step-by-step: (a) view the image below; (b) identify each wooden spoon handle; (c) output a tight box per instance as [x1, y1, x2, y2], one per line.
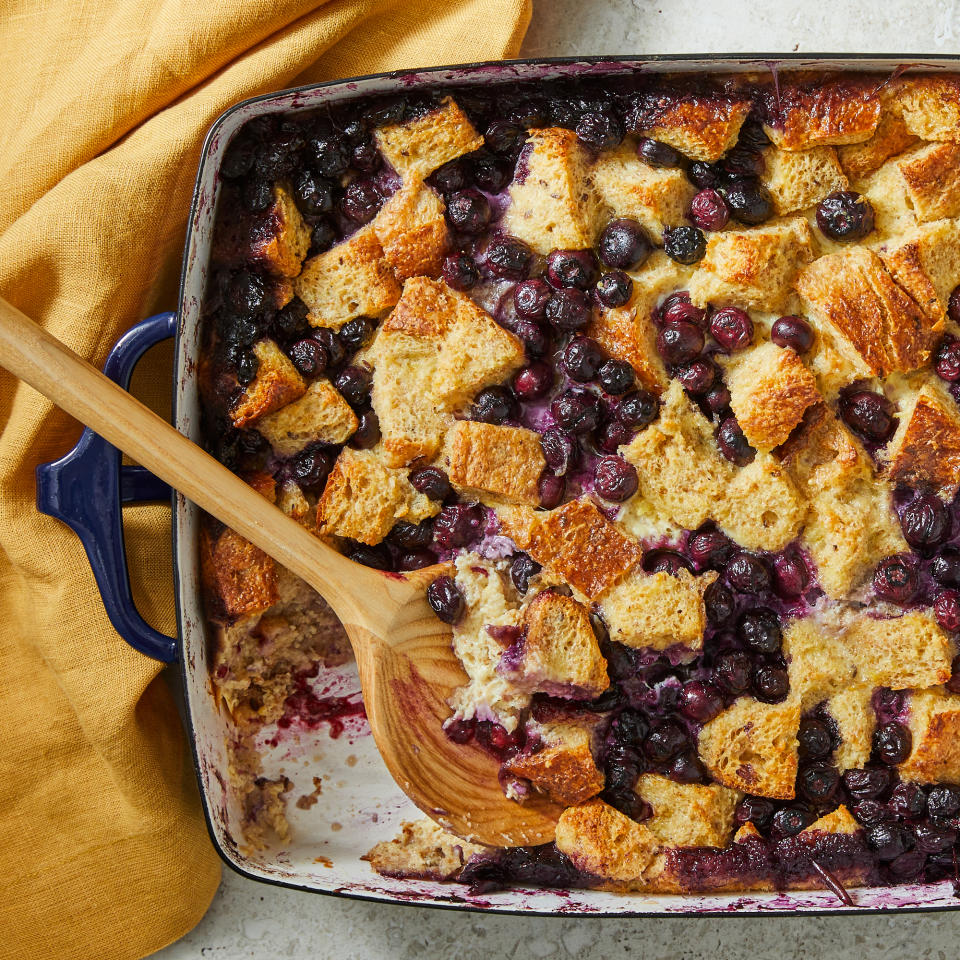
[0, 296, 382, 628]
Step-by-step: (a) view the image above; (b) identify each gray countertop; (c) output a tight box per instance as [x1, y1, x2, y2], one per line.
[155, 2, 960, 955]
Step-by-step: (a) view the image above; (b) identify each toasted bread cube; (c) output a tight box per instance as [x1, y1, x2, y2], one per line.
[893, 76, 960, 142]
[724, 341, 821, 451]
[719, 453, 807, 553]
[598, 567, 715, 653]
[781, 404, 906, 598]
[804, 805, 863, 839]
[633, 96, 751, 162]
[381, 273, 458, 339]
[783, 619, 856, 710]
[590, 143, 696, 242]
[276, 479, 314, 530]
[698, 697, 801, 800]
[240, 469, 277, 502]
[256, 379, 358, 456]
[523, 498, 644, 601]
[884, 377, 960, 498]
[294, 225, 402, 330]
[585, 251, 690, 394]
[763, 82, 881, 149]
[841, 611, 954, 690]
[899, 690, 960, 784]
[688, 218, 817, 312]
[622, 380, 732, 531]
[828, 687, 876, 773]
[315, 448, 438, 545]
[635, 774, 740, 848]
[502, 591, 609, 698]
[442, 421, 545, 507]
[761, 146, 848, 215]
[505, 721, 605, 806]
[504, 127, 603, 254]
[796, 246, 935, 377]
[374, 96, 483, 181]
[555, 799, 660, 883]
[373, 179, 450, 281]
[200, 525, 278, 623]
[229, 339, 306, 428]
[838, 106, 919, 180]
[897, 140, 960, 223]
[363, 818, 486, 881]
[880, 219, 960, 326]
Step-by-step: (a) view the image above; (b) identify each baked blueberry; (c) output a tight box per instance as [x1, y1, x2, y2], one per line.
[934, 589, 960, 632]
[350, 409, 380, 449]
[538, 472, 566, 509]
[690, 188, 730, 231]
[595, 271, 634, 308]
[340, 179, 383, 224]
[597, 218, 652, 270]
[480, 236, 534, 281]
[288, 338, 328, 377]
[675, 358, 716, 395]
[721, 178, 773, 225]
[562, 337, 605, 382]
[726, 551, 771, 593]
[716, 417, 756, 466]
[899, 493, 950, 550]
[874, 555, 919, 604]
[771, 315, 814, 353]
[816, 190, 875, 242]
[409, 466, 452, 501]
[710, 307, 753, 352]
[934, 336, 960, 382]
[446, 189, 491, 234]
[576, 109, 624, 150]
[663, 225, 707, 265]
[427, 576, 466, 624]
[540, 428, 579, 475]
[838, 389, 896, 443]
[598, 359, 636, 395]
[551, 390, 601, 435]
[545, 288, 591, 330]
[334, 365, 372, 408]
[338, 317, 374, 353]
[514, 279, 553, 320]
[637, 137, 683, 168]
[472, 386, 516, 424]
[433, 504, 484, 549]
[510, 553, 542, 593]
[873, 722, 912, 765]
[594, 456, 639, 502]
[616, 390, 660, 427]
[656, 320, 704, 365]
[512, 361, 554, 400]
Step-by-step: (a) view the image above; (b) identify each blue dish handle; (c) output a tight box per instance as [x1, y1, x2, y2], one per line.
[35, 312, 179, 663]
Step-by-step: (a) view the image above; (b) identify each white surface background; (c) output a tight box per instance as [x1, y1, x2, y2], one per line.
[155, 2, 960, 956]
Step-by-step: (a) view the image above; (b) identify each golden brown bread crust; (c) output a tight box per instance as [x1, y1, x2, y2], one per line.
[828, 686, 876, 773]
[255, 378, 358, 456]
[200, 525, 279, 624]
[884, 376, 960, 498]
[761, 146, 848, 215]
[523, 498, 644, 601]
[764, 81, 881, 149]
[442, 421, 546, 507]
[373, 179, 450, 281]
[837, 105, 918, 179]
[900, 691, 960, 784]
[896, 140, 960, 223]
[363, 819, 487, 880]
[723, 341, 821, 451]
[893, 75, 960, 142]
[697, 697, 801, 800]
[635, 774, 740, 848]
[229, 339, 306, 429]
[633, 96, 751, 162]
[782, 618, 855, 711]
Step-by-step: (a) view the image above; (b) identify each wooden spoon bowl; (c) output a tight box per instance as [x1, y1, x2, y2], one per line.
[0, 297, 562, 847]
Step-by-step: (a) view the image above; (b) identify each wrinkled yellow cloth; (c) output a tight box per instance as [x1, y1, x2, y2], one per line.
[0, 2, 530, 957]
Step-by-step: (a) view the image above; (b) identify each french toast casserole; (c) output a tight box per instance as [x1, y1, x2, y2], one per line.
[198, 68, 960, 897]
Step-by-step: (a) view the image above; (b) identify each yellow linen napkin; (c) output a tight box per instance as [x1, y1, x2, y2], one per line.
[0, 2, 530, 958]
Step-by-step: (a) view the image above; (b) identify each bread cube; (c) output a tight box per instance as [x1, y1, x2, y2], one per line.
[635, 774, 740, 848]
[363, 818, 486, 880]
[522, 497, 644, 601]
[590, 143, 696, 242]
[373, 179, 450, 281]
[632, 96, 751, 162]
[598, 567, 714, 653]
[763, 81, 881, 149]
[899, 690, 960, 784]
[315, 448, 438, 545]
[828, 686, 876, 773]
[698, 697, 801, 800]
[893, 75, 960, 142]
[200, 525, 278, 623]
[687, 217, 817, 312]
[555, 799, 660, 883]
[796, 246, 935, 377]
[294, 225, 402, 330]
[761, 146, 848, 215]
[229, 338, 306, 428]
[724, 341, 821, 451]
[841, 611, 954, 691]
[838, 107, 918, 180]
[503, 127, 603, 253]
[276, 479, 314, 530]
[782, 619, 855, 710]
[803, 805, 862, 838]
[256, 379, 358, 456]
[500, 591, 609, 698]
[505, 720, 605, 806]
[374, 96, 483, 180]
[884, 376, 960, 498]
[441, 421, 545, 507]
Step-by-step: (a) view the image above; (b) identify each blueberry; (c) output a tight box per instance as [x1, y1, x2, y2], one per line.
[595, 271, 634, 308]
[888, 782, 927, 818]
[228, 270, 268, 316]
[637, 137, 683, 168]
[512, 320, 549, 356]
[866, 822, 914, 862]
[839, 389, 896, 443]
[291, 444, 332, 491]
[669, 751, 709, 784]
[934, 336, 960, 382]
[338, 317, 374, 353]
[351, 409, 380, 449]
[816, 190, 875, 242]
[738, 607, 782, 654]
[471, 151, 510, 193]
[873, 722, 912, 765]
[538, 472, 566, 509]
[798, 718, 833, 759]
[719, 146, 765, 181]
[735, 796, 776, 831]
[950, 287, 960, 325]
[308, 135, 350, 178]
[596, 418, 636, 453]
[935, 589, 960, 632]
[481, 237, 534, 281]
[409, 466, 452, 501]
[540, 428, 579, 475]
[597, 218, 652, 270]
[716, 417, 756, 466]
[235, 350, 259, 385]
[900, 493, 950, 550]
[656, 319, 704, 365]
[752, 663, 789, 702]
[472, 386, 516, 424]
[485, 120, 526, 156]
[852, 799, 893, 827]
[709, 307, 754, 353]
[546, 249, 599, 291]
[598, 358, 636, 395]
[658, 292, 707, 328]
[293, 171, 333, 217]
[563, 337, 605, 382]
[737, 118, 771, 150]
[340, 179, 383, 224]
[389, 519, 434, 550]
[427, 576, 466, 624]
[309, 219, 337, 254]
[688, 526, 734, 569]
[576, 109, 624, 150]
[273, 297, 310, 337]
[644, 720, 687, 760]
[351, 138, 381, 173]
[726, 551, 771, 593]
[690, 188, 730, 231]
[947, 654, 960, 694]
[221, 138, 256, 179]
[242, 179, 273, 213]
[873, 555, 918, 604]
[510, 553, 541, 593]
[771, 805, 815, 838]
[312, 328, 345, 368]
[446, 189, 491, 234]
[679, 680, 724, 722]
[545, 288, 591, 330]
[334, 365, 372, 408]
[397, 549, 438, 571]
[799, 762, 840, 802]
[430, 160, 468, 195]
[772, 552, 809, 599]
[843, 766, 893, 801]
[926, 784, 960, 819]
[219, 312, 260, 346]
[663, 225, 707, 265]
[643, 549, 694, 576]
[713, 648, 751, 693]
[703, 384, 732, 418]
[348, 543, 392, 570]
[433, 503, 484, 549]
[288, 338, 328, 377]
[617, 390, 660, 427]
[688, 160, 722, 189]
[512, 361, 554, 400]
[514, 279, 553, 320]
[704, 581, 735, 624]
[675, 358, 716, 395]
[771, 315, 815, 354]
[721, 178, 773, 225]
[915, 820, 957, 854]
[594, 456, 639, 502]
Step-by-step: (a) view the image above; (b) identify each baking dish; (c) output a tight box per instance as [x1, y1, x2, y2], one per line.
[35, 54, 960, 915]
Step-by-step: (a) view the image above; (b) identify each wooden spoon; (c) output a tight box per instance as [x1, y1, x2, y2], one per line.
[0, 297, 562, 847]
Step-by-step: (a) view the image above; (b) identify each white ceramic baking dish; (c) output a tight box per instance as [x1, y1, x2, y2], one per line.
[36, 54, 960, 916]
